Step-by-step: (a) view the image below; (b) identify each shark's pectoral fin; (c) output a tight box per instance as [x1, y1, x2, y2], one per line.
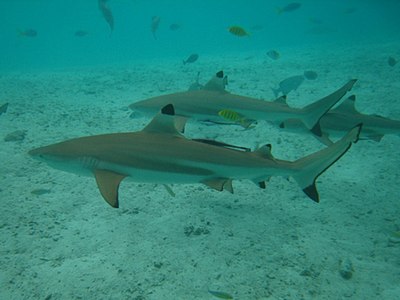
[202, 178, 234, 193]
[94, 169, 126, 208]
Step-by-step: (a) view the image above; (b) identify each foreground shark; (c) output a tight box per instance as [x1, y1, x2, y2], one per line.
[282, 95, 400, 144]
[29, 104, 361, 208]
[129, 71, 357, 137]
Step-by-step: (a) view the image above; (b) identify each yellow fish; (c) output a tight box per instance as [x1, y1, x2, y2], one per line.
[228, 26, 250, 37]
[218, 109, 254, 128]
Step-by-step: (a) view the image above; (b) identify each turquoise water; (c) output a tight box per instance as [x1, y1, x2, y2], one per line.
[1, 0, 399, 71]
[1, 1, 400, 300]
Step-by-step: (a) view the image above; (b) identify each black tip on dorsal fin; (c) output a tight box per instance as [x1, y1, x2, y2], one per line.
[303, 184, 319, 203]
[348, 95, 356, 101]
[216, 70, 224, 78]
[161, 104, 175, 115]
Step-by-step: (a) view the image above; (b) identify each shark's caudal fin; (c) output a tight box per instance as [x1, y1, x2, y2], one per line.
[292, 124, 362, 202]
[298, 80, 357, 136]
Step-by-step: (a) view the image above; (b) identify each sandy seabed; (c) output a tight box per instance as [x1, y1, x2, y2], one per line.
[1, 41, 399, 299]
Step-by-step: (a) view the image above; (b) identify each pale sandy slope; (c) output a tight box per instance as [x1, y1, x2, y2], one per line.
[0, 41, 399, 299]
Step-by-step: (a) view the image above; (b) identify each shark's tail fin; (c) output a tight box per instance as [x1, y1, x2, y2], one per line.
[295, 80, 357, 136]
[292, 124, 361, 202]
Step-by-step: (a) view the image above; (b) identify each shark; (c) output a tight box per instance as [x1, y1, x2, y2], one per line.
[129, 71, 356, 137]
[281, 95, 400, 144]
[29, 104, 361, 208]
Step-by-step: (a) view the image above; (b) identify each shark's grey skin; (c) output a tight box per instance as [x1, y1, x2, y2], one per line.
[29, 104, 361, 208]
[130, 71, 356, 137]
[282, 95, 400, 144]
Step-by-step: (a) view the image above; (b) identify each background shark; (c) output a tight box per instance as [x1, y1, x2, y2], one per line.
[129, 71, 356, 137]
[29, 104, 361, 208]
[282, 95, 400, 144]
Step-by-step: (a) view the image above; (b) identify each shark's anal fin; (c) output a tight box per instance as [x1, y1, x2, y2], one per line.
[202, 178, 234, 193]
[94, 169, 126, 208]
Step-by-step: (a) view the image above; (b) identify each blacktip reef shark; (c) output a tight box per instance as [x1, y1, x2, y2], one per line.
[129, 71, 356, 137]
[29, 104, 361, 208]
[281, 95, 400, 144]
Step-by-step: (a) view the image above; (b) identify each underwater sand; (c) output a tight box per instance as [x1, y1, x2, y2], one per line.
[1, 41, 400, 299]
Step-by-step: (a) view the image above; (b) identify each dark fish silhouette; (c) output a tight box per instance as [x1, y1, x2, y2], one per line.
[98, 0, 114, 32]
[277, 2, 302, 14]
[18, 29, 37, 37]
[0, 103, 8, 116]
[272, 75, 304, 97]
[151, 16, 161, 39]
[266, 50, 280, 60]
[228, 25, 250, 37]
[388, 57, 397, 67]
[74, 30, 88, 37]
[169, 23, 181, 31]
[304, 70, 318, 80]
[183, 54, 199, 65]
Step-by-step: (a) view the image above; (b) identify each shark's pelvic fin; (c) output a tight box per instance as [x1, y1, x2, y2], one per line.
[202, 178, 234, 193]
[94, 169, 126, 208]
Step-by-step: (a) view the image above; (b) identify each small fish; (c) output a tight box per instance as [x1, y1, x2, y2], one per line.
[151, 16, 161, 39]
[272, 75, 305, 97]
[74, 30, 88, 37]
[98, 0, 114, 32]
[388, 56, 397, 67]
[169, 23, 181, 31]
[183, 54, 199, 65]
[228, 26, 250, 37]
[18, 29, 37, 37]
[218, 109, 254, 128]
[277, 2, 302, 14]
[208, 290, 233, 299]
[304, 70, 318, 80]
[0, 103, 9, 115]
[267, 50, 280, 60]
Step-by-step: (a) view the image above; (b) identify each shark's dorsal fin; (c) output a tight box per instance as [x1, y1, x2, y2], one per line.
[202, 178, 234, 193]
[273, 95, 288, 105]
[254, 144, 274, 159]
[203, 70, 228, 92]
[142, 104, 187, 135]
[94, 169, 126, 208]
[334, 95, 358, 114]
